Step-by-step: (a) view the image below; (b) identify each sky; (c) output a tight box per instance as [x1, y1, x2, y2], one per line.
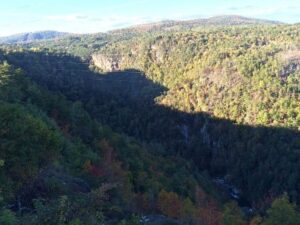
[0, 0, 300, 37]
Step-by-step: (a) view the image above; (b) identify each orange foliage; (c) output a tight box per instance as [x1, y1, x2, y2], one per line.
[193, 186, 223, 225]
[134, 193, 151, 213]
[83, 160, 104, 177]
[157, 190, 183, 219]
[98, 139, 126, 182]
[195, 185, 207, 206]
[196, 199, 223, 225]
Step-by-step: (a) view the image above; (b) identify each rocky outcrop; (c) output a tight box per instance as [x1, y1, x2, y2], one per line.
[280, 50, 300, 81]
[280, 63, 299, 81]
[92, 53, 122, 72]
[150, 43, 166, 64]
[15, 166, 91, 211]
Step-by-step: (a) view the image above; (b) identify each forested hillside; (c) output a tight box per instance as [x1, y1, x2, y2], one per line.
[95, 25, 299, 129]
[0, 55, 226, 225]
[0, 18, 299, 225]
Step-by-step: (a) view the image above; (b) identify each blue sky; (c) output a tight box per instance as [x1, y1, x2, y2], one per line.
[0, 0, 300, 36]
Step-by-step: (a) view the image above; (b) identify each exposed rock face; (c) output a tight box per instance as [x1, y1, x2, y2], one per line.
[150, 43, 166, 64]
[280, 50, 300, 81]
[92, 53, 122, 72]
[16, 167, 91, 211]
[280, 63, 299, 81]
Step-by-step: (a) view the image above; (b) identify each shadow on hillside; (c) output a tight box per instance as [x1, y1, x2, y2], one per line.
[3, 50, 300, 207]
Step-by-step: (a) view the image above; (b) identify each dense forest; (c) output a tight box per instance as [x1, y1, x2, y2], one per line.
[0, 18, 299, 225]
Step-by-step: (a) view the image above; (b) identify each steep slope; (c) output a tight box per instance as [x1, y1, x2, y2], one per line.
[0, 51, 231, 225]
[0, 22, 299, 225]
[90, 25, 300, 207]
[95, 25, 299, 130]
[2, 48, 299, 209]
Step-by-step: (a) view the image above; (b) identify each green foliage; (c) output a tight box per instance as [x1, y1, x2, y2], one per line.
[97, 25, 299, 130]
[262, 194, 300, 225]
[119, 215, 140, 225]
[223, 202, 246, 225]
[0, 58, 221, 225]
[90, 25, 300, 205]
[0, 24, 299, 225]
[0, 209, 17, 225]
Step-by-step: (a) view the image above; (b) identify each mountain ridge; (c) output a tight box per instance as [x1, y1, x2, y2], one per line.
[0, 15, 284, 44]
[109, 15, 284, 33]
[0, 30, 69, 44]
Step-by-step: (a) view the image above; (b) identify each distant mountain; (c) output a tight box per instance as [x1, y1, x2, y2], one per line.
[110, 15, 283, 33]
[0, 31, 69, 44]
[0, 16, 283, 44]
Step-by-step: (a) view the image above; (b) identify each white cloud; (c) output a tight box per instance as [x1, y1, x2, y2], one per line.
[46, 14, 89, 22]
[1, 1, 300, 36]
[226, 2, 300, 20]
[37, 13, 166, 34]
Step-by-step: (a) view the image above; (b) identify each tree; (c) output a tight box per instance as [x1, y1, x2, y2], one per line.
[157, 190, 182, 219]
[262, 194, 300, 225]
[197, 199, 223, 225]
[0, 209, 17, 225]
[249, 216, 262, 225]
[181, 197, 196, 220]
[223, 202, 245, 225]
